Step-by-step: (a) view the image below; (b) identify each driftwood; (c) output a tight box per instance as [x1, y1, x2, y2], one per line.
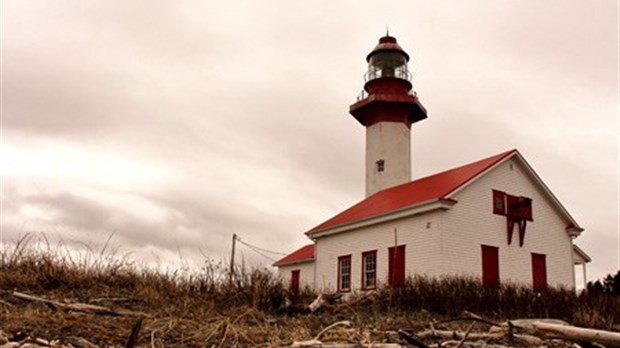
[416, 320, 620, 348]
[308, 293, 343, 313]
[455, 321, 476, 348]
[489, 318, 569, 334]
[0, 299, 14, 307]
[66, 337, 99, 348]
[291, 344, 403, 348]
[89, 297, 137, 304]
[12, 291, 151, 317]
[124, 317, 143, 348]
[398, 330, 429, 348]
[291, 320, 405, 347]
[292, 321, 352, 347]
[292, 345, 403, 348]
[414, 328, 542, 346]
[285, 312, 620, 348]
[533, 321, 620, 348]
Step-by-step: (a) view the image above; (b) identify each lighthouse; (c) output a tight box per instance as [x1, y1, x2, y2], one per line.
[350, 35, 427, 197]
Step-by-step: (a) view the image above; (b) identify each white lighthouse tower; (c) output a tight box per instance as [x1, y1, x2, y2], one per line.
[350, 35, 427, 197]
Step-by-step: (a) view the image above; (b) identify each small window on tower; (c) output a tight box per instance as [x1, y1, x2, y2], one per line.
[376, 159, 385, 173]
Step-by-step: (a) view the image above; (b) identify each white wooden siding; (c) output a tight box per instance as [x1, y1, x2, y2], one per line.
[308, 156, 576, 292]
[296, 158, 575, 291]
[314, 210, 443, 292]
[442, 158, 575, 288]
[277, 261, 315, 290]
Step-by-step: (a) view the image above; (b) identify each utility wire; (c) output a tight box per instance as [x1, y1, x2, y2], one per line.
[235, 236, 287, 256]
[236, 238, 277, 262]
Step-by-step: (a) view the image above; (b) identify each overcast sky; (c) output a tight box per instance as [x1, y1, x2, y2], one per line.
[1, 1, 618, 283]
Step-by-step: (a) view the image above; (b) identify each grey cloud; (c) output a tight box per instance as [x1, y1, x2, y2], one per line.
[2, 0, 617, 280]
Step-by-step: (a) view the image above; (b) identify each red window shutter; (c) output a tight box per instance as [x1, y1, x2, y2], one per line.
[481, 245, 500, 288]
[492, 190, 507, 215]
[506, 194, 520, 218]
[521, 197, 533, 221]
[388, 245, 406, 287]
[506, 194, 533, 220]
[531, 253, 547, 292]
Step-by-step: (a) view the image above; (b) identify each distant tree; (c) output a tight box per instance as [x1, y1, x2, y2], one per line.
[587, 280, 605, 293]
[587, 270, 620, 295]
[603, 274, 614, 292]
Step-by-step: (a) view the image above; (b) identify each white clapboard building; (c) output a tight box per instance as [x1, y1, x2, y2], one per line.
[274, 35, 590, 294]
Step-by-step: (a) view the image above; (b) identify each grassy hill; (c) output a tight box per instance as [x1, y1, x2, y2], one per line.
[1, 237, 618, 347]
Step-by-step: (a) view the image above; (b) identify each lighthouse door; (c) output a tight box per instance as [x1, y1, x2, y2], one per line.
[531, 253, 547, 292]
[481, 245, 500, 288]
[290, 270, 300, 296]
[388, 245, 406, 287]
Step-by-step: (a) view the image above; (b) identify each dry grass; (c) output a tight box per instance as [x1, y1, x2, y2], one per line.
[375, 275, 620, 329]
[1, 235, 618, 347]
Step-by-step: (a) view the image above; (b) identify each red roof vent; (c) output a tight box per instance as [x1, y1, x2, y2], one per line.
[367, 35, 409, 62]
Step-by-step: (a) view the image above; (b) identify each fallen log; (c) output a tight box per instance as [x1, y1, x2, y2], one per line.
[314, 321, 352, 341]
[455, 321, 476, 348]
[533, 322, 620, 348]
[12, 291, 151, 317]
[66, 336, 99, 348]
[308, 293, 342, 313]
[415, 328, 542, 346]
[291, 343, 403, 348]
[0, 299, 14, 308]
[291, 320, 405, 347]
[489, 318, 569, 335]
[398, 330, 429, 348]
[124, 317, 143, 348]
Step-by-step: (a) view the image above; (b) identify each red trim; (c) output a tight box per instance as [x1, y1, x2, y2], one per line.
[361, 250, 378, 290]
[481, 245, 500, 288]
[337, 255, 352, 293]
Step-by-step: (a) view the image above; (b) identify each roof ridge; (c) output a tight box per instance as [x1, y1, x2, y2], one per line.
[413, 149, 515, 185]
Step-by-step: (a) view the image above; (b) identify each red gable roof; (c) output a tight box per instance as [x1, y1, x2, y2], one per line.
[273, 244, 314, 266]
[307, 149, 516, 235]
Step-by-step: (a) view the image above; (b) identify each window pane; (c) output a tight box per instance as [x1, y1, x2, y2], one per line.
[339, 257, 351, 291]
[363, 253, 376, 289]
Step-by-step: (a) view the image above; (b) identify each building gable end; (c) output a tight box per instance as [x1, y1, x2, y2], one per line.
[445, 150, 583, 237]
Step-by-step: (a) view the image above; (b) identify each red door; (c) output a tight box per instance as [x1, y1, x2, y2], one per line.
[531, 253, 547, 292]
[481, 245, 500, 288]
[388, 245, 406, 287]
[290, 270, 300, 296]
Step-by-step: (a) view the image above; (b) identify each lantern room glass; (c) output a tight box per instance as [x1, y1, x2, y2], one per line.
[365, 51, 411, 82]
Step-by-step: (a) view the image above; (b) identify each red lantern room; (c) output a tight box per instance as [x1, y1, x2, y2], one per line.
[350, 35, 427, 127]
